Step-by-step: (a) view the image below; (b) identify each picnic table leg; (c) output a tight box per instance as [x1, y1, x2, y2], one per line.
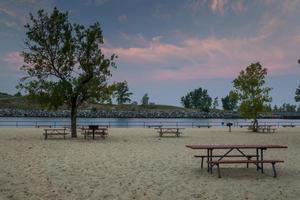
[207, 149, 209, 172]
[63, 129, 66, 139]
[93, 130, 95, 140]
[256, 148, 259, 171]
[45, 130, 47, 140]
[272, 162, 277, 178]
[209, 149, 213, 174]
[217, 163, 221, 178]
[261, 149, 264, 173]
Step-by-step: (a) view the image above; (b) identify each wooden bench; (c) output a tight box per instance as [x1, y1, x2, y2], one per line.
[43, 128, 69, 139]
[155, 128, 184, 137]
[194, 154, 257, 168]
[196, 125, 211, 128]
[208, 159, 284, 178]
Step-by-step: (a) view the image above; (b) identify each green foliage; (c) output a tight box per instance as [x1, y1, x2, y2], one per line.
[0, 92, 12, 98]
[18, 7, 119, 136]
[273, 103, 297, 112]
[114, 81, 133, 104]
[141, 93, 149, 105]
[233, 62, 272, 130]
[181, 87, 212, 112]
[295, 85, 300, 102]
[221, 91, 238, 111]
[212, 97, 219, 109]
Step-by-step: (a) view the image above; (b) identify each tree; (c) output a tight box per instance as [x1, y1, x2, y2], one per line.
[295, 60, 300, 102]
[18, 8, 118, 137]
[114, 81, 133, 104]
[295, 86, 300, 102]
[141, 93, 149, 105]
[221, 91, 238, 111]
[233, 62, 272, 132]
[181, 87, 212, 112]
[212, 97, 219, 109]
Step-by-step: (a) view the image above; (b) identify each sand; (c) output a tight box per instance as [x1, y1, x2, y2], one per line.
[0, 127, 299, 200]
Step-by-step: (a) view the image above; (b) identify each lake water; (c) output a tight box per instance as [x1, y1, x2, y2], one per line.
[0, 117, 299, 128]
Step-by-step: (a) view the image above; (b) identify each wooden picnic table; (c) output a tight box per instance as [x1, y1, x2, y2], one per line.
[81, 126, 108, 139]
[43, 128, 69, 139]
[186, 144, 287, 178]
[258, 125, 276, 133]
[155, 127, 184, 137]
[147, 125, 163, 128]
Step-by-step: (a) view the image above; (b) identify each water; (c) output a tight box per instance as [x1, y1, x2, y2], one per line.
[0, 117, 299, 128]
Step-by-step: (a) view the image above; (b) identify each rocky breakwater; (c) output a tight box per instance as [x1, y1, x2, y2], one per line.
[0, 108, 225, 118]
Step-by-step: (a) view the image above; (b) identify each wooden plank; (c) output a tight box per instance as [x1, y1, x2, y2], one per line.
[208, 160, 284, 164]
[186, 144, 288, 149]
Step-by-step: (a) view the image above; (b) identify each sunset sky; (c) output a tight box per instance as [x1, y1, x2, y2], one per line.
[0, 0, 300, 106]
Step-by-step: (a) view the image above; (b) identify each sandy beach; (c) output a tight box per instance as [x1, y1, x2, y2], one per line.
[0, 127, 299, 200]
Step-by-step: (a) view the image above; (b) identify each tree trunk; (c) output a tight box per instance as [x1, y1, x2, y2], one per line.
[252, 118, 258, 132]
[71, 101, 77, 138]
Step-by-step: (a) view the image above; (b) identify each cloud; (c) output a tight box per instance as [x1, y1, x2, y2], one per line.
[118, 15, 128, 23]
[2, 51, 24, 70]
[0, 0, 54, 27]
[103, 31, 299, 82]
[187, 0, 246, 15]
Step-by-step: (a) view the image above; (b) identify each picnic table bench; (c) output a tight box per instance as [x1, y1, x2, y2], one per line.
[43, 128, 69, 139]
[155, 128, 184, 137]
[208, 159, 284, 178]
[186, 144, 287, 178]
[81, 125, 108, 139]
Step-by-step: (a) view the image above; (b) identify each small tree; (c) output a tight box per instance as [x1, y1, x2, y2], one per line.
[221, 91, 238, 111]
[295, 86, 300, 102]
[114, 81, 133, 104]
[181, 87, 212, 112]
[141, 93, 149, 105]
[295, 59, 300, 102]
[18, 8, 119, 137]
[212, 97, 219, 109]
[233, 62, 272, 132]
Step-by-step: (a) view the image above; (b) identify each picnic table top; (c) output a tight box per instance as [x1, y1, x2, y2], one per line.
[154, 127, 185, 130]
[186, 144, 288, 149]
[44, 128, 66, 131]
[81, 127, 108, 130]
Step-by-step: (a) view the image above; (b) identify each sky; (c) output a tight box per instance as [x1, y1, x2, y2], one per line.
[0, 0, 300, 107]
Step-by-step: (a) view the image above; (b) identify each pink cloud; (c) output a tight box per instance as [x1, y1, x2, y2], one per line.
[2, 51, 24, 70]
[187, 0, 247, 15]
[118, 15, 128, 23]
[104, 32, 299, 82]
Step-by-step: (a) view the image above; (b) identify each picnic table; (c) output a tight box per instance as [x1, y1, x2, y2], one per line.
[81, 125, 108, 139]
[186, 144, 287, 178]
[196, 125, 211, 128]
[282, 124, 295, 128]
[43, 128, 69, 139]
[155, 127, 184, 137]
[147, 125, 163, 128]
[258, 125, 276, 133]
